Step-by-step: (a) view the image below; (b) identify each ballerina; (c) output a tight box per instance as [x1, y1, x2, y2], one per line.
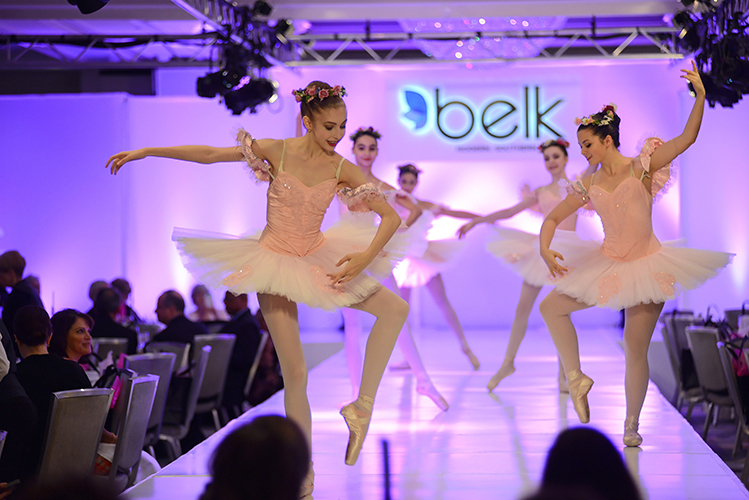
[538, 63, 732, 446]
[458, 139, 596, 391]
[341, 126, 449, 411]
[392, 163, 482, 370]
[106, 81, 409, 497]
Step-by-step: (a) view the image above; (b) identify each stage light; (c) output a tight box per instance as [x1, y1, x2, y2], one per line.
[67, 0, 108, 14]
[196, 66, 247, 98]
[223, 77, 278, 115]
[251, 1, 273, 17]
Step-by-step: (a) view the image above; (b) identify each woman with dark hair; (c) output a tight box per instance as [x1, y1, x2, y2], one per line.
[106, 81, 409, 497]
[199, 415, 309, 500]
[538, 63, 731, 446]
[458, 139, 597, 392]
[50, 309, 94, 363]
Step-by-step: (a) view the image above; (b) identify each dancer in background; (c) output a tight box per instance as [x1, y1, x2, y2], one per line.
[458, 139, 596, 391]
[393, 163, 482, 370]
[539, 63, 731, 447]
[342, 126, 449, 411]
[107, 81, 409, 498]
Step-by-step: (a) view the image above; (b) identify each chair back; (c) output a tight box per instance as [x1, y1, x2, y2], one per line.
[108, 374, 158, 489]
[125, 352, 176, 444]
[0, 429, 6, 461]
[37, 388, 113, 483]
[686, 326, 729, 399]
[660, 321, 683, 388]
[93, 338, 129, 362]
[718, 342, 747, 427]
[181, 345, 211, 429]
[673, 315, 698, 353]
[244, 332, 270, 397]
[194, 334, 236, 414]
[146, 341, 190, 373]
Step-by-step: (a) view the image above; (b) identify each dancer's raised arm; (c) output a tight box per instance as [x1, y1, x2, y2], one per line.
[539, 181, 587, 277]
[457, 197, 537, 238]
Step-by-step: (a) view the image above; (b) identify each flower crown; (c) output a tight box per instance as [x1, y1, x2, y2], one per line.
[397, 164, 422, 176]
[350, 126, 381, 141]
[538, 138, 570, 152]
[574, 103, 617, 126]
[292, 85, 347, 103]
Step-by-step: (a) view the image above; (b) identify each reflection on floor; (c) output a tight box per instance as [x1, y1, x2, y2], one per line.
[125, 327, 749, 500]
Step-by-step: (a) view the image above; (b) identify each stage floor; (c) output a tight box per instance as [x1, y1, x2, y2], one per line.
[124, 326, 749, 500]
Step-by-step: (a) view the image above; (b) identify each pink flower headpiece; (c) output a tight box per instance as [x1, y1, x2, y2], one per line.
[538, 138, 570, 152]
[350, 126, 381, 141]
[397, 164, 422, 176]
[574, 102, 617, 127]
[292, 85, 347, 104]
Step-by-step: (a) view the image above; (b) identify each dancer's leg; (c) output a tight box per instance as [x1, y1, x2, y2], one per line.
[257, 293, 310, 446]
[488, 281, 542, 390]
[622, 301, 664, 446]
[425, 273, 479, 369]
[342, 308, 363, 398]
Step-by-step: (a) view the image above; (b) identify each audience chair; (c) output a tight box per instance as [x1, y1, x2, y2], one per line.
[660, 314, 703, 420]
[93, 338, 129, 363]
[194, 334, 236, 431]
[106, 374, 158, 492]
[146, 341, 190, 374]
[124, 352, 176, 456]
[37, 388, 114, 483]
[686, 326, 735, 439]
[239, 332, 270, 414]
[717, 342, 749, 458]
[159, 345, 211, 459]
[0, 430, 6, 462]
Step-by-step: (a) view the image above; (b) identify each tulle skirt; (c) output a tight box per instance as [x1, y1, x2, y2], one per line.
[393, 239, 466, 288]
[552, 241, 733, 310]
[486, 227, 599, 287]
[172, 212, 407, 310]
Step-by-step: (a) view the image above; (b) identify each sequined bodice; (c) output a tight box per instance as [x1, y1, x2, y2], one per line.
[537, 186, 577, 232]
[590, 175, 661, 262]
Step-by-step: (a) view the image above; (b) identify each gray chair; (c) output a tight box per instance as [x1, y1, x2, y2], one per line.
[146, 341, 190, 373]
[37, 388, 113, 483]
[159, 345, 211, 459]
[194, 333, 236, 431]
[241, 332, 270, 412]
[93, 338, 129, 362]
[685, 326, 734, 439]
[660, 313, 703, 420]
[106, 374, 158, 492]
[124, 352, 176, 456]
[717, 342, 749, 457]
[0, 429, 6, 462]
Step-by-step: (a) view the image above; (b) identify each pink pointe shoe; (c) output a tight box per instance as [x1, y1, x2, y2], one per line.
[462, 344, 480, 370]
[416, 381, 449, 411]
[623, 416, 643, 447]
[567, 369, 594, 423]
[299, 461, 314, 498]
[340, 395, 374, 466]
[487, 362, 515, 392]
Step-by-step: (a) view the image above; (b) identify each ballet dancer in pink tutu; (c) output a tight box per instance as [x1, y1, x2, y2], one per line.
[107, 81, 409, 497]
[392, 163, 482, 370]
[538, 63, 732, 446]
[342, 126, 449, 411]
[458, 139, 597, 391]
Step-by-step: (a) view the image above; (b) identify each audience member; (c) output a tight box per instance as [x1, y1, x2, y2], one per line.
[25, 275, 40, 296]
[0, 319, 37, 483]
[15, 476, 119, 500]
[151, 290, 207, 355]
[14, 306, 94, 479]
[90, 288, 137, 355]
[198, 415, 310, 500]
[111, 278, 142, 326]
[86, 280, 110, 317]
[534, 427, 641, 500]
[50, 309, 94, 363]
[187, 284, 229, 323]
[0, 251, 44, 337]
[219, 292, 262, 413]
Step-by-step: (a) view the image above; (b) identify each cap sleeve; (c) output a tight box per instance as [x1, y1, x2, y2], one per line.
[564, 177, 595, 212]
[237, 128, 272, 183]
[337, 183, 386, 212]
[521, 184, 542, 213]
[637, 137, 673, 200]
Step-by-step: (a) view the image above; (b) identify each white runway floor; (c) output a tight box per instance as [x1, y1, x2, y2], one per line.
[124, 326, 749, 500]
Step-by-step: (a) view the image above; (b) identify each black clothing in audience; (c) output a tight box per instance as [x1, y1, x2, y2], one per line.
[90, 313, 138, 355]
[220, 309, 262, 408]
[151, 314, 208, 355]
[2, 278, 43, 337]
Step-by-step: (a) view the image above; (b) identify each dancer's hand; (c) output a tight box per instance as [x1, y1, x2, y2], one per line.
[541, 248, 568, 278]
[328, 252, 371, 284]
[681, 60, 705, 98]
[106, 149, 147, 174]
[458, 219, 481, 239]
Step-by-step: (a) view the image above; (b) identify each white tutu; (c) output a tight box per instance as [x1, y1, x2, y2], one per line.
[393, 238, 466, 288]
[173, 212, 408, 310]
[486, 227, 599, 287]
[553, 241, 733, 310]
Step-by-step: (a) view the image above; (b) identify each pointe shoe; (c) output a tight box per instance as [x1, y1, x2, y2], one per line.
[567, 369, 594, 423]
[462, 346, 480, 370]
[389, 360, 411, 371]
[558, 371, 569, 394]
[487, 362, 515, 392]
[416, 381, 449, 411]
[340, 395, 374, 466]
[623, 416, 643, 447]
[300, 462, 314, 498]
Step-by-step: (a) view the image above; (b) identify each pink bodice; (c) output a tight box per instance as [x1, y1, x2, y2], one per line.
[590, 175, 661, 262]
[535, 186, 577, 232]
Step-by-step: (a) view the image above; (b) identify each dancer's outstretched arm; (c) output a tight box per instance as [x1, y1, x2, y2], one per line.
[539, 186, 586, 277]
[394, 194, 423, 227]
[457, 197, 537, 238]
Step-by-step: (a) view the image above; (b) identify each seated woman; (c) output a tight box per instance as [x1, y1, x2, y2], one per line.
[49, 309, 98, 380]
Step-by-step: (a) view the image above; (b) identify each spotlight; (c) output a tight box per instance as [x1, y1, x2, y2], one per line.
[67, 0, 109, 14]
[224, 77, 278, 115]
[251, 1, 273, 17]
[196, 66, 247, 98]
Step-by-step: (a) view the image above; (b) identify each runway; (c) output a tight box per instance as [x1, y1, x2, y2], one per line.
[124, 326, 749, 500]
